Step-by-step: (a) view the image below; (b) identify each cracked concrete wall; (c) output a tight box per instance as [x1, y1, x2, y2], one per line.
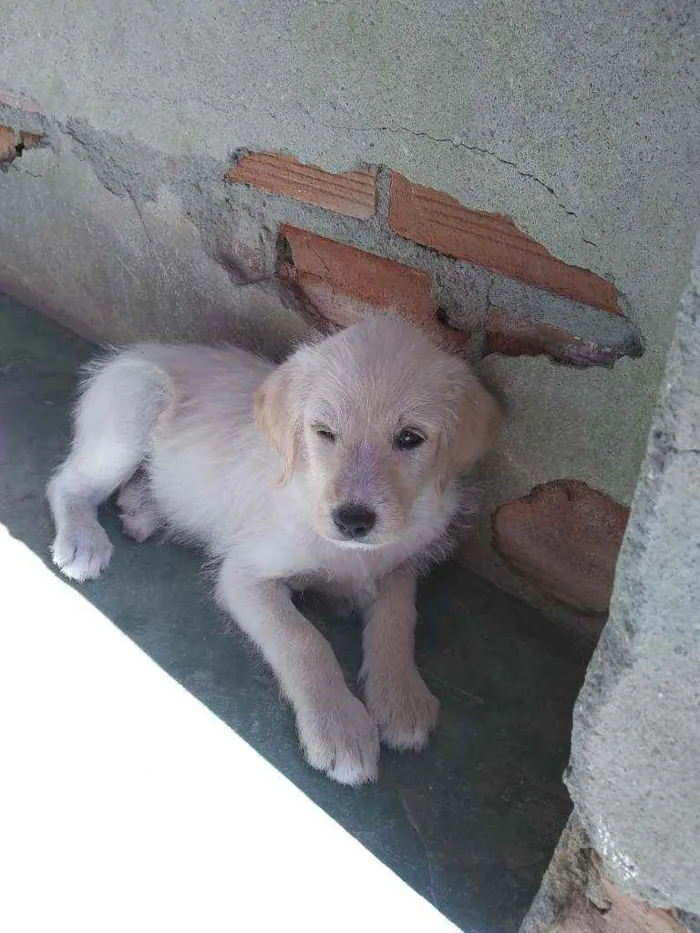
[0, 0, 699, 620]
[520, 815, 699, 932]
[520, 232, 700, 930]
[563, 229, 700, 918]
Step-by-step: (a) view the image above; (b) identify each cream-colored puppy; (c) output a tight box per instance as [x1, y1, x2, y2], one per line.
[48, 314, 502, 784]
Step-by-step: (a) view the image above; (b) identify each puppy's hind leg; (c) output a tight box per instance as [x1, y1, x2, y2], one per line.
[47, 354, 170, 581]
[116, 473, 162, 543]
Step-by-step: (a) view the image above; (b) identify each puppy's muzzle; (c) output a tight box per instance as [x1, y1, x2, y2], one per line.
[331, 503, 377, 540]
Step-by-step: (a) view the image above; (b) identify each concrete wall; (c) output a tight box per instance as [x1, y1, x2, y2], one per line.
[1, 0, 698, 621]
[521, 232, 700, 931]
[566, 232, 700, 918]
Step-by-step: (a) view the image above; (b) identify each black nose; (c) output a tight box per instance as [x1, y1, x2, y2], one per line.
[332, 503, 377, 540]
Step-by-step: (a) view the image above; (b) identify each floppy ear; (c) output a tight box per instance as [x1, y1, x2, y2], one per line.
[437, 371, 504, 492]
[254, 356, 303, 485]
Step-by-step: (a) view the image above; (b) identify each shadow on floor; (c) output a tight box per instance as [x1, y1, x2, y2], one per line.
[0, 295, 593, 933]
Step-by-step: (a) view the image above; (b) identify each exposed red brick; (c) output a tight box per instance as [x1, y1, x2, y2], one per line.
[19, 131, 43, 149]
[493, 480, 629, 613]
[0, 127, 44, 163]
[388, 171, 621, 314]
[559, 860, 685, 932]
[0, 125, 17, 163]
[485, 308, 624, 368]
[278, 225, 470, 348]
[226, 153, 378, 219]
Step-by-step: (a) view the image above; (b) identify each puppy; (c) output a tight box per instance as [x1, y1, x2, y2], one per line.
[47, 314, 502, 784]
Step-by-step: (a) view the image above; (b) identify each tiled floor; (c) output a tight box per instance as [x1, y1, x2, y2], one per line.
[0, 295, 592, 932]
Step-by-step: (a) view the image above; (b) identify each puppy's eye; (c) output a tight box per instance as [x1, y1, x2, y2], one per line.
[394, 429, 425, 451]
[314, 425, 337, 443]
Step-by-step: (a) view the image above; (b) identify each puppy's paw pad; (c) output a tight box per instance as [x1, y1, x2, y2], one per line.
[51, 524, 113, 582]
[298, 691, 380, 786]
[365, 669, 439, 752]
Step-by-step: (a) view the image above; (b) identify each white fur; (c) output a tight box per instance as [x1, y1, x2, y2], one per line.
[48, 315, 502, 785]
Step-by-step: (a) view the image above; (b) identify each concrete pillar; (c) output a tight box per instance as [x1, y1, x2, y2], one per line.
[523, 231, 700, 930]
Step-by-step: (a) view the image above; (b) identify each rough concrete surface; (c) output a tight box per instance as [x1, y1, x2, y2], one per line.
[0, 1, 698, 624]
[566, 233, 700, 915]
[520, 813, 592, 932]
[520, 815, 699, 932]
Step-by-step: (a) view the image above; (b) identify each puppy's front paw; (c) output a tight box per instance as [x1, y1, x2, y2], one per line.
[51, 522, 113, 582]
[297, 690, 380, 786]
[364, 667, 439, 752]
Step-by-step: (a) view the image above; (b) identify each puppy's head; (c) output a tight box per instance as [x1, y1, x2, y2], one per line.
[255, 314, 502, 548]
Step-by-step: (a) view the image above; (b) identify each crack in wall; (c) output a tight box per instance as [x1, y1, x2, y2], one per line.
[316, 116, 578, 220]
[393, 125, 578, 219]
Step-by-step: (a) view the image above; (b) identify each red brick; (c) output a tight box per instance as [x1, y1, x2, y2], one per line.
[492, 480, 629, 613]
[485, 308, 624, 367]
[227, 152, 378, 219]
[279, 225, 470, 348]
[388, 172, 621, 314]
[19, 131, 43, 149]
[0, 127, 44, 163]
[0, 125, 17, 163]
